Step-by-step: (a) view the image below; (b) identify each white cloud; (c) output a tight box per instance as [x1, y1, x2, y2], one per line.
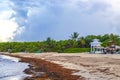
[0, 10, 18, 42]
[105, 0, 120, 12]
[104, 0, 120, 34]
[72, 0, 120, 34]
[68, 0, 120, 15]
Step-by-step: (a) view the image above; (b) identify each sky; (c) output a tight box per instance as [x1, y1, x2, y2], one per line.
[0, 0, 120, 42]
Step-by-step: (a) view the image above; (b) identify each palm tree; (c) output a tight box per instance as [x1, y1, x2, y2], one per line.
[79, 37, 86, 48]
[70, 32, 79, 41]
[70, 32, 79, 48]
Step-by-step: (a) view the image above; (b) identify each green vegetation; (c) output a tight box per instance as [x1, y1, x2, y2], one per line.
[64, 48, 90, 53]
[0, 33, 120, 53]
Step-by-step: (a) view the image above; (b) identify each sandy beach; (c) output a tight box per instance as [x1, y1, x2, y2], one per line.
[2, 52, 120, 80]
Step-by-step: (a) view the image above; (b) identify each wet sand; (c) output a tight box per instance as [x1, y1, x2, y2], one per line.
[2, 52, 120, 80]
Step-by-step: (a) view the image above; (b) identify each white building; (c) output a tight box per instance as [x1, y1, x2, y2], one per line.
[90, 39, 103, 53]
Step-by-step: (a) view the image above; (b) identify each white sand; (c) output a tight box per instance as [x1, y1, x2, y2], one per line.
[12, 53, 120, 80]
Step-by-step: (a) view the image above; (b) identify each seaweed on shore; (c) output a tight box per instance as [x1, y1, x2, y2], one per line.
[1, 53, 85, 80]
[21, 57, 82, 80]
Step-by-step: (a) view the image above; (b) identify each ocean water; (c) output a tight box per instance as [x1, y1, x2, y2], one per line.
[0, 55, 29, 80]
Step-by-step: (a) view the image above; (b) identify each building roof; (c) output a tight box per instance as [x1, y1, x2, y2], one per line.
[90, 39, 101, 47]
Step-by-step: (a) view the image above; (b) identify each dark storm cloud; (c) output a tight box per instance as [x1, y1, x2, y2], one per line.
[9, 0, 119, 41]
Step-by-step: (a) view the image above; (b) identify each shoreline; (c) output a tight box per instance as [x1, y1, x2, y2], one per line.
[0, 53, 84, 80]
[1, 52, 120, 80]
[0, 54, 29, 80]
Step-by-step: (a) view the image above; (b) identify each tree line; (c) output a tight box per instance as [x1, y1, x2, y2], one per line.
[0, 32, 120, 53]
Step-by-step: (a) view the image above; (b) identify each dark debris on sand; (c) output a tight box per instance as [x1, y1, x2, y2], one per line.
[21, 57, 85, 80]
[1, 53, 85, 80]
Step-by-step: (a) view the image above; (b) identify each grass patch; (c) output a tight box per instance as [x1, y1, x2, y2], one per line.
[64, 48, 90, 53]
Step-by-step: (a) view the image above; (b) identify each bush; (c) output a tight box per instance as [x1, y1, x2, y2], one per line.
[64, 48, 90, 53]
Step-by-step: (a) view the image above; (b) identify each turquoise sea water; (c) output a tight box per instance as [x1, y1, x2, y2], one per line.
[0, 55, 29, 80]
